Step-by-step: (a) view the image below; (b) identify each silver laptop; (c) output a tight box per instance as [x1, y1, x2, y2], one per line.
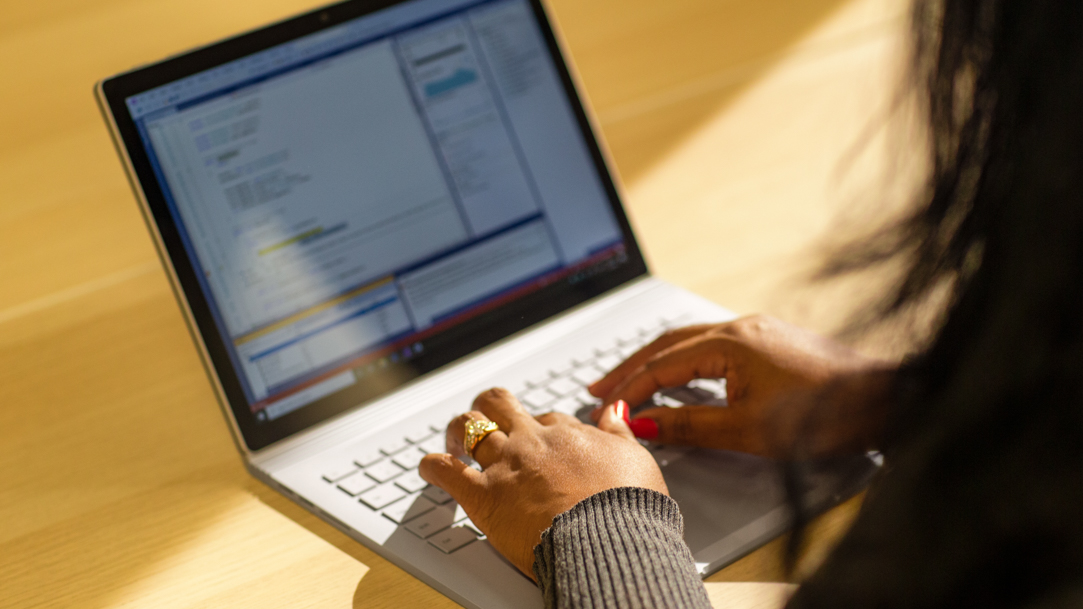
[97, 0, 876, 606]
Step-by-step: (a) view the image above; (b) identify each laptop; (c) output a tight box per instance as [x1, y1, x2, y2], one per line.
[96, 0, 877, 606]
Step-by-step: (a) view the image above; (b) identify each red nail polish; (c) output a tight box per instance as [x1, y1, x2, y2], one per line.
[613, 400, 630, 424]
[628, 418, 658, 440]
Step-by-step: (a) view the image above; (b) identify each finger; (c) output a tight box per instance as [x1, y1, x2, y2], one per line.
[589, 324, 716, 398]
[589, 397, 628, 423]
[534, 411, 580, 427]
[446, 411, 507, 467]
[632, 405, 766, 454]
[472, 387, 536, 432]
[595, 401, 635, 442]
[604, 335, 734, 406]
[419, 453, 485, 511]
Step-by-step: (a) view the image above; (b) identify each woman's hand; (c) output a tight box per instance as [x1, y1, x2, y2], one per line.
[591, 315, 895, 458]
[418, 388, 666, 579]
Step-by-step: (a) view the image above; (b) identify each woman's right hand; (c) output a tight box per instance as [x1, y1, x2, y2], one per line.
[590, 315, 895, 458]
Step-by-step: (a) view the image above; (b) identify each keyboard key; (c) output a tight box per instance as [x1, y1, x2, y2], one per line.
[616, 330, 641, 345]
[525, 372, 552, 388]
[547, 377, 580, 397]
[689, 377, 727, 399]
[521, 388, 556, 409]
[595, 353, 622, 371]
[351, 446, 384, 468]
[642, 332, 662, 344]
[337, 471, 377, 496]
[383, 494, 437, 524]
[405, 428, 433, 444]
[571, 366, 604, 386]
[503, 379, 528, 395]
[461, 518, 484, 537]
[392, 448, 426, 470]
[550, 397, 580, 415]
[418, 435, 447, 454]
[549, 359, 575, 376]
[576, 390, 602, 407]
[378, 437, 410, 456]
[359, 481, 408, 510]
[660, 314, 686, 327]
[639, 322, 662, 336]
[322, 463, 358, 483]
[428, 525, 479, 553]
[406, 504, 468, 538]
[452, 503, 469, 523]
[652, 390, 685, 407]
[619, 344, 639, 359]
[365, 459, 405, 483]
[405, 507, 449, 538]
[594, 342, 619, 357]
[571, 353, 596, 367]
[395, 470, 429, 493]
[422, 485, 453, 504]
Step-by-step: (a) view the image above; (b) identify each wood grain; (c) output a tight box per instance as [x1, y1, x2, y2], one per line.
[0, 0, 913, 606]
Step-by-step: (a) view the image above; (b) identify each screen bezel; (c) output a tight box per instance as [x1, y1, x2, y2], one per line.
[98, 0, 649, 452]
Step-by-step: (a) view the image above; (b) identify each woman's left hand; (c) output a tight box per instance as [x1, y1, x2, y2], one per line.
[418, 388, 666, 579]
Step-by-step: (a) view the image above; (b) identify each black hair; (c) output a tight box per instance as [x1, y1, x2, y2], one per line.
[786, 1, 1082, 606]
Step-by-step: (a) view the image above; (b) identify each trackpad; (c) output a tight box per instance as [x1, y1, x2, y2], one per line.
[657, 447, 877, 575]
[661, 449, 784, 554]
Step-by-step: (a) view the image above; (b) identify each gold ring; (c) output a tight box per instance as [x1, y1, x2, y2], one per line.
[463, 419, 499, 460]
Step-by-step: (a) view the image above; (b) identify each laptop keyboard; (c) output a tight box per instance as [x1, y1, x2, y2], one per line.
[318, 315, 685, 554]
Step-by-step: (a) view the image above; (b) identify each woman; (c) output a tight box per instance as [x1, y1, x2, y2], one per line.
[419, 0, 1082, 606]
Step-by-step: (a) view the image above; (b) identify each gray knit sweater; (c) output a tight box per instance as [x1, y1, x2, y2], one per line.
[532, 487, 712, 609]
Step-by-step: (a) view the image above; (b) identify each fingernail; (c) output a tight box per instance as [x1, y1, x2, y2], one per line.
[612, 400, 630, 424]
[628, 418, 658, 440]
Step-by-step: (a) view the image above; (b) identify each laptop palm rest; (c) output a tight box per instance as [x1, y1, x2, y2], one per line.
[662, 447, 877, 575]
[573, 386, 878, 577]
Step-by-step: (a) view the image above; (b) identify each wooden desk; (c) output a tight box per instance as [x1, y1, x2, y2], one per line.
[0, 0, 912, 606]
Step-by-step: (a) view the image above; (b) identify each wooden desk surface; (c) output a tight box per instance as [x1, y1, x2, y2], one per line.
[0, 0, 912, 606]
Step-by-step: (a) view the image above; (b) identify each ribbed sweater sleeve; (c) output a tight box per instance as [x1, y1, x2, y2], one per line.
[531, 487, 712, 609]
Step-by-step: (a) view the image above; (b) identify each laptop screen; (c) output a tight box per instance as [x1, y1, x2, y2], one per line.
[106, 0, 645, 449]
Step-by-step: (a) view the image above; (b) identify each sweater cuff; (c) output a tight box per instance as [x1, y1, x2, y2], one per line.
[532, 487, 712, 609]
